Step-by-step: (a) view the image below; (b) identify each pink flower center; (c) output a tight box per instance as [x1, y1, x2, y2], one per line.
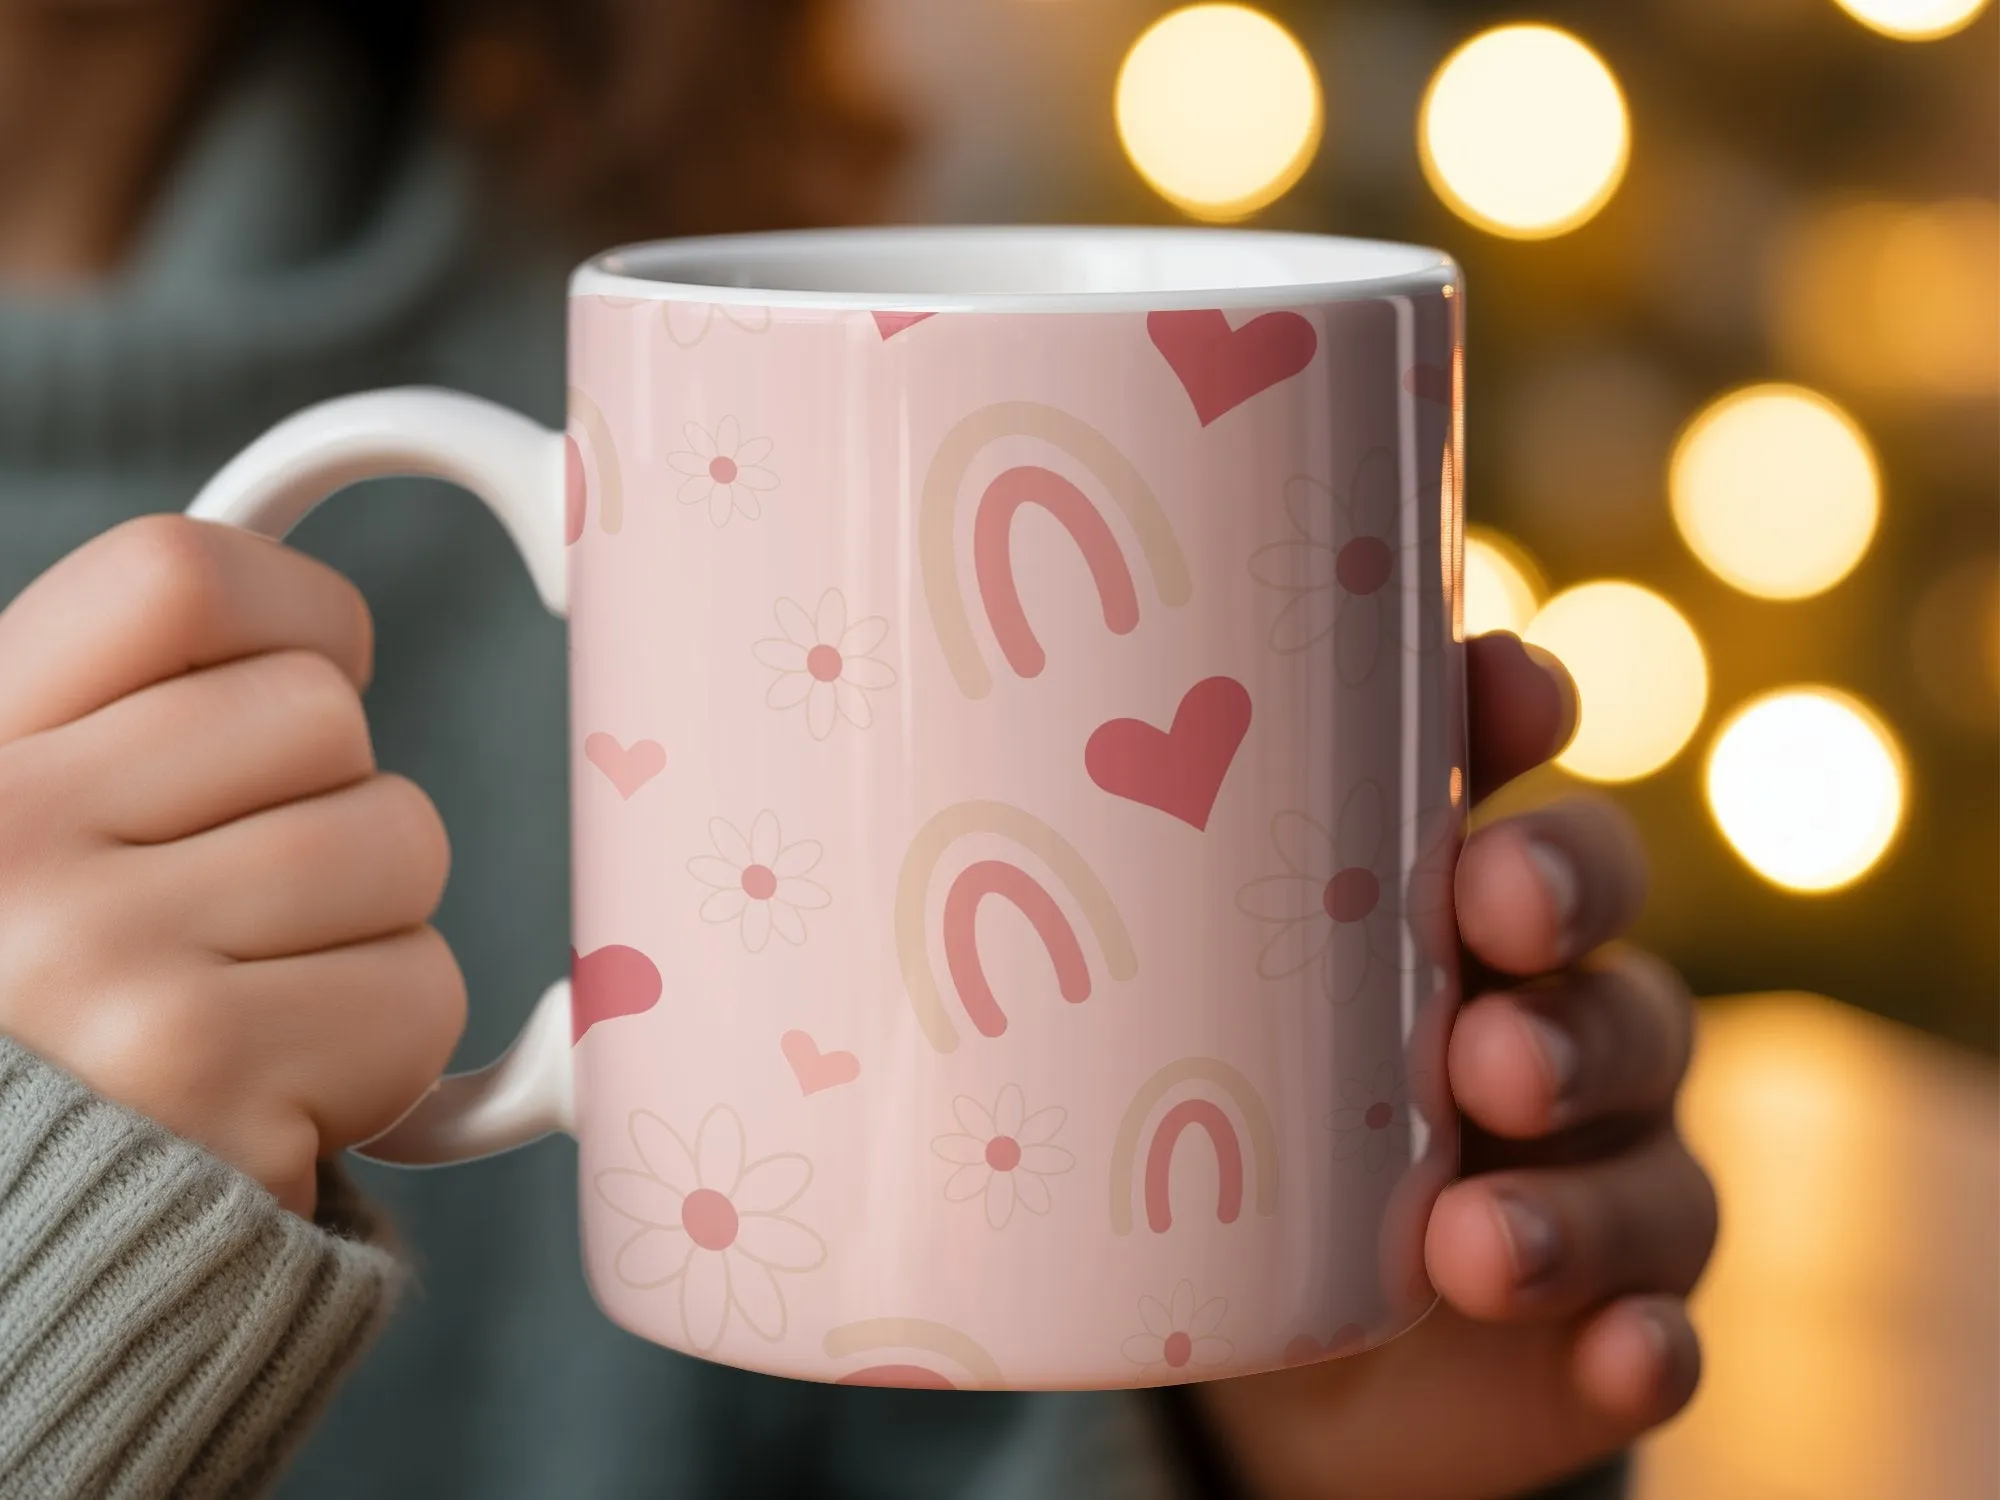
[740, 864, 778, 901]
[1365, 1101, 1394, 1131]
[1322, 867, 1380, 923]
[806, 644, 844, 682]
[1336, 536, 1393, 595]
[708, 455, 739, 485]
[1163, 1331, 1193, 1368]
[984, 1135, 1021, 1172]
[681, 1187, 739, 1251]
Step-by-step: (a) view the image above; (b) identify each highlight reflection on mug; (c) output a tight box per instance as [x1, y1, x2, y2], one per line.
[895, 800, 1137, 1053]
[1109, 1058, 1280, 1235]
[920, 401, 1192, 699]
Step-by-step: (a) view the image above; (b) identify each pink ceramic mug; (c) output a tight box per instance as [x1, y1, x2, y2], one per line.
[187, 226, 1467, 1391]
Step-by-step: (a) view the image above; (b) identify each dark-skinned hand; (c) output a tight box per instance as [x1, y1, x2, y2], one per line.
[1199, 633, 1718, 1500]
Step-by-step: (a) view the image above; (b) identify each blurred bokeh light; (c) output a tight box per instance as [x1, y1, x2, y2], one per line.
[1828, 0, 1992, 39]
[1706, 688, 1907, 891]
[1670, 384, 1881, 600]
[1769, 199, 2000, 400]
[1418, 24, 1630, 239]
[1115, 4, 1323, 220]
[1462, 527, 1546, 637]
[1525, 581, 1710, 782]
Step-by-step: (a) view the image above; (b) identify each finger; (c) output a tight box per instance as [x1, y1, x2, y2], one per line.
[1571, 1295, 1704, 1430]
[152, 775, 450, 960]
[1448, 947, 1695, 1139]
[1426, 1127, 1718, 1322]
[1456, 795, 1648, 975]
[54, 650, 374, 843]
[223, 926, 468, 1150]
[1467, 633, 1577, 803]
[0, 515, 372, 744]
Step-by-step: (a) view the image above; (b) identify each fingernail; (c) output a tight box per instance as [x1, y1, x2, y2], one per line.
[1523, 1012, 1580, 1109]
[1637, 1304, 1676, 1364]
[1524, 840, 1579, 959]
[1494, 1193, 1561, 1289]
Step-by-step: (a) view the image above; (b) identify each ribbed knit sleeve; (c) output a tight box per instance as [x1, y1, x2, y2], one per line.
[0, 1038, 401, 1500]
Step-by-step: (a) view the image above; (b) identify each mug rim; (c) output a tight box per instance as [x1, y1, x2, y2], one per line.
[570, 224, 1458, 314]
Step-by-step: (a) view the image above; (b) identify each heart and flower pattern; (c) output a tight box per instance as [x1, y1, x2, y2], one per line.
[564, 289, 1464, 1388]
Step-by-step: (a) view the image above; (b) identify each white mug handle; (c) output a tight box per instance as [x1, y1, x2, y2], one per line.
[186, 386, 576, 1166]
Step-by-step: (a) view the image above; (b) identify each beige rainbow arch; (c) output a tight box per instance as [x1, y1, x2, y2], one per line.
[895, 799, 1137, 1054]
[1109, 1057, 1280, 1236]
[822, 1318, 1004, 1389]
[567, 386, 623, 535]
[920, 401, 1192, 698]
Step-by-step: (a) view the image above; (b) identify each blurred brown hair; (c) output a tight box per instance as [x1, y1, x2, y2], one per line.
[327, 0, 906, 247]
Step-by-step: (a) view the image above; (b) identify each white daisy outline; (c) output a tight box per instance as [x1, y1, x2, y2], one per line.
[929, 1084, 1075, 1231]
[752, 589, 899, 740]
[687, 810, 830, 952]
[594, 1104, 827, 1352]
[1234, 780, 1404, 1006]
[1248, 447, 1441, 682]
[663, 301, 774, 348]
[1327, 1060, 1413, 1174]
[1120, 1280, 1233, 1376]
[669, 416, 779, 527]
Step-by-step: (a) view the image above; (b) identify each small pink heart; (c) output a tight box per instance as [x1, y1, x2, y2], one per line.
[781, 1030, 860, 1096]
[570, 944, 663, 1043]
[1085, 677, 1252, 831]
[1403, 362, 1452, 405]
[1148, 308, 1318, 426]
[872, 311, 935, 340]
[584, 733, 665, 799]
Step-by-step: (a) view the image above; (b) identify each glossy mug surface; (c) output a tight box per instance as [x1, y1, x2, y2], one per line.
[194, 227, 1467, 1391]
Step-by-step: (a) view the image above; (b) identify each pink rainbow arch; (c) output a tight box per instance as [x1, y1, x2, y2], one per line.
[896, 800, 1137, 1053]
[943, 859, 1092, 1039]
[1144, 1099, 1243, 1232]
[1109, 1058, 1280, 1236]
[822, 1317, 1005, 1389]
[975, 466, 1140, 681]
[920, 401, 1191, 698]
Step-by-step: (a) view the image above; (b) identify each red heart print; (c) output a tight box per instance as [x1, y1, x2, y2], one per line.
[1085, 677, 1252, 831]
[1148, 309, 1318, 426]
[570, 945, 663, 1043]
[872, 311, 935, 340]
[781, 1030, 861, 1095]
[584, 733, 666, 799]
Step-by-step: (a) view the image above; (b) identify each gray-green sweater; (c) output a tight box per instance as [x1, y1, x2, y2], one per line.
[0, 24, 1625, 1500]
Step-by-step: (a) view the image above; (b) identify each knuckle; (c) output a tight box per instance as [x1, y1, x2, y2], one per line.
[400, 926, 469, 1067]
[1677, 1137, 1722, 1257]
[102, 515, 226, 642]
[253, 650, 371, 761]
[1611, 946, 1696, 1080]
[80, 982, 240, 1125]
[369, 775, 452, 906]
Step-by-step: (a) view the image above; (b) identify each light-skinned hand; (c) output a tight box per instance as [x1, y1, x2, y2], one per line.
[0, 516, 465, 1218]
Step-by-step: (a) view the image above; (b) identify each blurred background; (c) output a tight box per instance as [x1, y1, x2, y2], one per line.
[843, 3, 1997, 1494]
[859, 0, 1999, 1055]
